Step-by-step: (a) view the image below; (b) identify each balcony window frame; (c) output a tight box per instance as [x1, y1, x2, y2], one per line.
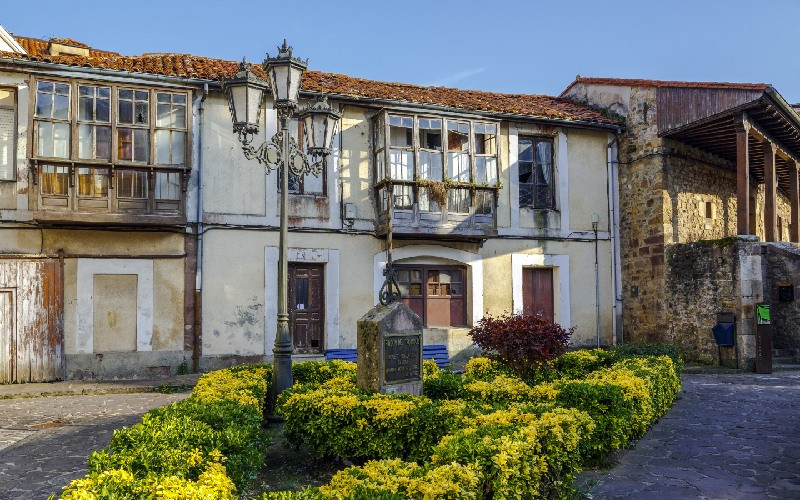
[0, 87, 18, 181]
[29, 77, 191, 217]
[372, 110, 500, 220]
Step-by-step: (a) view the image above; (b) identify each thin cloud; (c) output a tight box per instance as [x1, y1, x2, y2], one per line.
[425, 68, 485, 87]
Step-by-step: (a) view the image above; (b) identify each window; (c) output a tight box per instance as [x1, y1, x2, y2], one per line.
[77, 85, 111, 160]
[519, 136, 554, 209]
[116, 169, 148, 199]
[35, 82, 70, 158]
[703, 201, 713, 230]
[117, 89, 149, 163]
[0, 88, 16, 180]
[32, 79, 189, 214]
[40, 164, 69, 195]
[373, 112, 500, 217]
[155, 92, 187, 165]
[279, 117, 325, 195]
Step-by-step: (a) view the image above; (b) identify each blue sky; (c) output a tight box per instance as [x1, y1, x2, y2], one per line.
[4, 0, 800, 101]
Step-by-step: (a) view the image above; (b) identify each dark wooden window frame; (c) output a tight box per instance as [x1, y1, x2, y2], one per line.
[29, 77, 191, 216]
[395, 264, 467, 327]
[518, 135, 555, 210]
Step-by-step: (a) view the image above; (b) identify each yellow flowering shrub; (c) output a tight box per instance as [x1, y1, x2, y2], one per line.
[319, 459, 482, 499]
[293, 360, 357, 387]
[60, 364, 273, 498]
[554, 348, 616, 379]
[462, 374, 537, 405]
[463, 356, 510, 381]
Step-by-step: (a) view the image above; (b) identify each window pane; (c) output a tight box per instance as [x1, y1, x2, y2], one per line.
[79, 97, 93, 121]
[96, 96, 110, 122]
[173, 103, 186, 129]
[118, 99, 133, 124]
[53, 123, 69, 158]
[0, 107, 13, 180]
[96, 126, 111, 160]
[156, 171, 181, 200]
[40, 164, 68, 195]
[389, 115, 412, 147]
[393, 184, 412, 210]
[519, 138, 533, 162]
[373, 116, 384, 150]
[448, 152, 470, 182]
[419, 151, 442, 181]
[135, 101, 148, 125]
[118, 128, 132, 160]
[37, 81, 53, 93]
[37, 121, 53, 157]
[475, 190, 493, 216]
[53, 94, 69, 120]
[134, 129, 149, 162]
[116, 169, 148, 198]
[78, 124, 92, 159]
[448, 188, 470, 214]
[35, 92, 52, 118]
[389, 149, 413, 180]
[476, 157, 497, 184]
[447, 121, 469, 152]
[303, 169, 323, 194]
[77, 167, 108, 197]
[419, 120, 442, 151]
[475, 125, 496, 155]
[376, 152, 385, 181]
[418, 187, 440, 213]
[156, 129, 171, 164]
[157, 103, 171, 127]
[535, 140, 552, 166]
[171, 131, 185, 165]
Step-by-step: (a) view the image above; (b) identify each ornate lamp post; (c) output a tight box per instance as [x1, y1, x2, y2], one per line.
[222, 41, 340, 408]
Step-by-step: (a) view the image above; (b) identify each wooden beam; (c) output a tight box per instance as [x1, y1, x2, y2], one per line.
[764, 140, 778, 242]
[736, 116, 751, 235]
[791, 161, 800, 243]
[743, 112, 800, 165]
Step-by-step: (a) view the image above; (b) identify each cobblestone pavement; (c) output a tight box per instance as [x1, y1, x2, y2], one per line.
[0, 391, 188, 499]
[583, 372, 800, 499]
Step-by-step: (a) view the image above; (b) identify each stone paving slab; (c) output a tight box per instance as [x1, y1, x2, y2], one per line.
[579, 372, 800, 499]
[0, 392, 189, 499]
[0, 373, 201, 400]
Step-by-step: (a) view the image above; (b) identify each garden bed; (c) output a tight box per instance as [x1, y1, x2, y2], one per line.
[57, 345, 682, 499]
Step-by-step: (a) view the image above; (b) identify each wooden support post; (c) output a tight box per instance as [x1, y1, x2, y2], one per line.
[735, 118, 750, 235]
[791, 161, 800, 243]
[764, 140, 777, 242]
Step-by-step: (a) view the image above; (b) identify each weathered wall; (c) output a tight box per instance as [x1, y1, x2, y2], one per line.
[664, 238, 762, 368]
[763, 243, 800, 352]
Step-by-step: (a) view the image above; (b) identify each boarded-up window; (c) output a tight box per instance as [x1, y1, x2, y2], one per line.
[93, 274, 138, 352]
[0, 88, 16, 180]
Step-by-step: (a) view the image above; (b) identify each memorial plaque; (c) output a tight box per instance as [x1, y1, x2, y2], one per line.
[357, 301, 423, 395]
[383, 334, 421, 383]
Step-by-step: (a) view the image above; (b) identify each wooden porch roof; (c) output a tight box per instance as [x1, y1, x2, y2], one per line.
[657, 86, 800, 194]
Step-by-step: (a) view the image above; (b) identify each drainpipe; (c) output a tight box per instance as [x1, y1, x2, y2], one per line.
[607, 131, 623, 344]
[193, 83, 208, 372]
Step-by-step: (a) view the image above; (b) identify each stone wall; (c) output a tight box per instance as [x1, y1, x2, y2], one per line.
[763, 243, 800, 353]
[665, 238, 762, 368]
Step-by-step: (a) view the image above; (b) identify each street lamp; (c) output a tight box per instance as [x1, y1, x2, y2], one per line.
[222, 40, 340, 410]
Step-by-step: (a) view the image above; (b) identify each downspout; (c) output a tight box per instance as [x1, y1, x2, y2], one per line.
[607, 131, 623, 344]
[193, 83, 208, 372]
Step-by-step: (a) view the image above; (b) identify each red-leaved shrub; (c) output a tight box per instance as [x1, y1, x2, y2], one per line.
[468, 313, 573, 380]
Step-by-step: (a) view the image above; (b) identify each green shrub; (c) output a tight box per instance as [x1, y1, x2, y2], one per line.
[293, 359, 357, 387]
[614, 356, 681, 420]
[553, 349, 616, 379]
[278, 387, 472, 462]
[61, 364, 273, 498]
[423, 370, 465, 400]
[613, 342, 683, 377]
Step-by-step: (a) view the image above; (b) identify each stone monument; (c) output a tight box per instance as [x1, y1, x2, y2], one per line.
[357, 301, 423, 395]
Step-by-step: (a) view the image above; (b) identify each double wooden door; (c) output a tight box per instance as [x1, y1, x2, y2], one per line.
[288, 263, 324, 354]
[522, 267, 554, 322]
[0, 259, 64, 383]
[396, 265, 466, 327]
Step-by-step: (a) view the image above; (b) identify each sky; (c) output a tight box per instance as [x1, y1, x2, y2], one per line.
[3, 0, 800, 102]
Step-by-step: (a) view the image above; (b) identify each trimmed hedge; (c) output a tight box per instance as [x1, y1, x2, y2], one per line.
[59, 364, 273, 498]
[613, 342, 683, 377]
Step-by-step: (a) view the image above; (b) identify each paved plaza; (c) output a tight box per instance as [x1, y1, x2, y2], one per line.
[584, 372, 800, 499]
[0, 391, 188, 499]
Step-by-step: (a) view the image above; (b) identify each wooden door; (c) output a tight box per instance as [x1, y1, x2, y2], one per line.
[396, 265, 466, 327]
[522, 267, 554, 322]
[0, 259, 64, 382]
[289, 263, 324, 354]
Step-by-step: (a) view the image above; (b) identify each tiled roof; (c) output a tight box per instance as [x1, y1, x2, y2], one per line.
[563, 76, 769, 94]
[14, 36, 120, 57]
[0, 35, 618, 126]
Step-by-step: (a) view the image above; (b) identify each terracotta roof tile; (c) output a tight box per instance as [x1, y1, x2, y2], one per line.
[2, 35, 617, 126]
[569, 76, 769, 91]
[14, 35, 120, 57]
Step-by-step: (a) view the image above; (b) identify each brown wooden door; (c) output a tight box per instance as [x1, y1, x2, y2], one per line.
[522, 267, 554, 322]
[288, 263, 324, 354]
[396, 265, 466, 327]
[0, 259, 64, 382]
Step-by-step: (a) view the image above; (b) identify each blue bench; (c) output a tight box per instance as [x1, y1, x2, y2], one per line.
[325, 344, 451, 369]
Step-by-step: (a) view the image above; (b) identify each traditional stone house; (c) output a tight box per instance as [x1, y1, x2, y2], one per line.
[0, 25, 622, 380]
[562, 77, 800, 368]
